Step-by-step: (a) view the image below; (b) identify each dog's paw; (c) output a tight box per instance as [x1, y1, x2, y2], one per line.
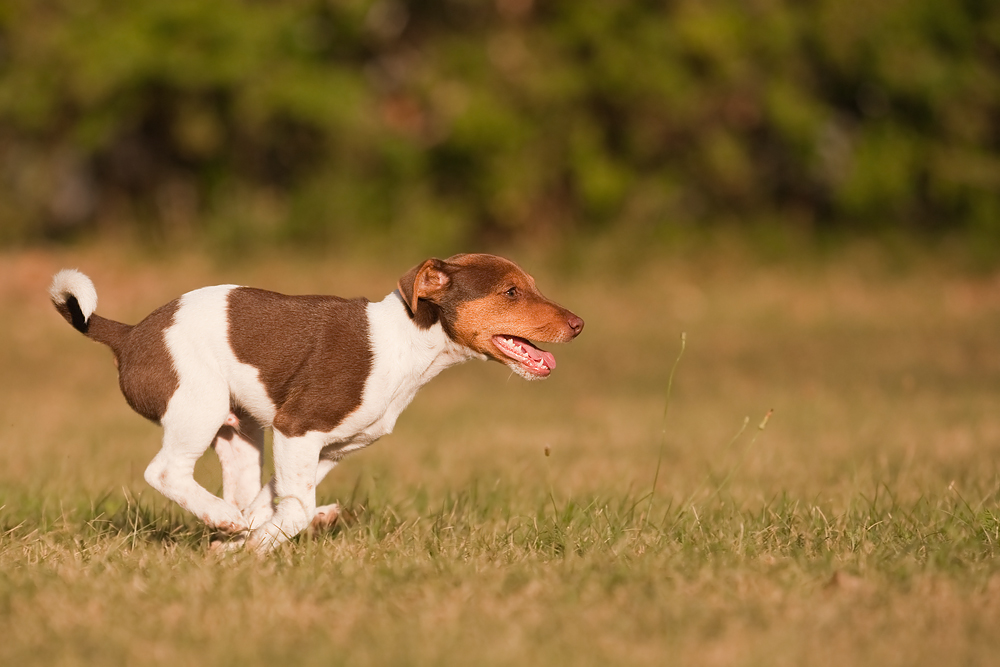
[210, 518, 249, 534]
[309, 503, 342, 533]
[209, 535, 247, 555]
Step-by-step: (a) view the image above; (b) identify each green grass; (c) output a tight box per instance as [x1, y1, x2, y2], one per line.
[1, 243, 999, 665]
[2, 485, 998, 666]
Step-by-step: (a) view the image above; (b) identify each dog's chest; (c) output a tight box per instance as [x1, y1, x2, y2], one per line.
[338, 382, 421, 447]
[299, 295, 477, 450]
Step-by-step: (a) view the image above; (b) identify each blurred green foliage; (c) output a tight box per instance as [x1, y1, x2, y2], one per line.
[1, 0, 998, 248]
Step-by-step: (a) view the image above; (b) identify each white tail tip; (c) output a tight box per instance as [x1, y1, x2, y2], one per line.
[49, 269, 98, 321]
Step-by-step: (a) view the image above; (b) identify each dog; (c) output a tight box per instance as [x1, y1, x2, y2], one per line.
[49, 254, 583, 551]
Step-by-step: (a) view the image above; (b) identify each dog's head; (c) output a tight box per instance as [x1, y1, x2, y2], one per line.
[397, 254, 584, 380]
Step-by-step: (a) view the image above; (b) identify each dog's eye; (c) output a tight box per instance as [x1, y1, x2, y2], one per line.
[504, 286, 518, 298]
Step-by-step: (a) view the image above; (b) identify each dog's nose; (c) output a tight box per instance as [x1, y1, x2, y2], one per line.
[567, 314, 584, 337]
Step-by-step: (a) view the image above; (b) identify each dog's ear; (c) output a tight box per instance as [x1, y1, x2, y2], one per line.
[397, 258, 451, 315]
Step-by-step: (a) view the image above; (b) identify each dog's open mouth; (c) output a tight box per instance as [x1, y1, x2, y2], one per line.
[492, 335, 556, 378]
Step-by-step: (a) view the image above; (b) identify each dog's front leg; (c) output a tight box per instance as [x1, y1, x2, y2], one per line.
[244, 457, 340, 529]
[310, 457, 341, 531]
[244, 430, 325, 553]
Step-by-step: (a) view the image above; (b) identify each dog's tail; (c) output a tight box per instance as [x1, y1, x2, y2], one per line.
[49, 269, 130, 352]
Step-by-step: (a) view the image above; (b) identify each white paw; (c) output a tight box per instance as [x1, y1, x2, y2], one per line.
[310, 503, 341, 532]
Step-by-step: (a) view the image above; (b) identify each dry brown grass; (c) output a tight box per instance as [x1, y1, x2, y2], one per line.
[0, 242, 998, 666]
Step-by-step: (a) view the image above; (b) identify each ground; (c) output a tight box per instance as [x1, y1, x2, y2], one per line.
[1, 241, 998, 666]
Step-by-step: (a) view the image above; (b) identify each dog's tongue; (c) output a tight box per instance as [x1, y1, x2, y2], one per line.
[525, 342, 557, 370]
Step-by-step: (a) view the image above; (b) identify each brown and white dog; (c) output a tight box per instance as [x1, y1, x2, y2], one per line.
[49, 254, 583, 551]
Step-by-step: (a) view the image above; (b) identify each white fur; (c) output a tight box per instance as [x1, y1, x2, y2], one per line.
[213, 419, 265, 511]
[49, 269, 98, 322]
[145, 286, 262, 533]
[241, 293, 481, 550]
[323, 292, 482, 455]
[146, 289, 482, 551]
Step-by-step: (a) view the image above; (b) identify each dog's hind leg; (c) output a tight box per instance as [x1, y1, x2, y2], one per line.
[145, 388, 248, 533]
[212, 408, 264, 511]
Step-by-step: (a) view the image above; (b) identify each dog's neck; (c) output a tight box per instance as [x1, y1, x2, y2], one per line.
[366, 292, 484, 395]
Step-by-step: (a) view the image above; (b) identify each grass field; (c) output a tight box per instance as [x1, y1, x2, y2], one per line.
[1, 242, 999, 666]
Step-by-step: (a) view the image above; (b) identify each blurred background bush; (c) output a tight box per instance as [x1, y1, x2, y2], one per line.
[1, 0, 998, 254]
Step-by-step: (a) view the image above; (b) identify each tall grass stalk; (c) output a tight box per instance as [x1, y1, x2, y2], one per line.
[639, 331, 687, 535]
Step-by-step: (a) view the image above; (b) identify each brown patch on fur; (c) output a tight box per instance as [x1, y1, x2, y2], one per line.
[452, 293, 580, 353]
[115, 301, 181, 423]
[51, 282, 179, 423]
[227, 288, 372, 438]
